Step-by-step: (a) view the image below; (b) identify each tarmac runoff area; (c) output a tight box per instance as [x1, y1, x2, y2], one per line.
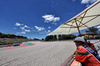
[0, 40, 100, 66]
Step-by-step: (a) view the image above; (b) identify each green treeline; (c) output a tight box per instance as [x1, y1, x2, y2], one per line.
[45, 26, 100, 41]
[45, 34, 76, 41]
[0, 32, 27, 39]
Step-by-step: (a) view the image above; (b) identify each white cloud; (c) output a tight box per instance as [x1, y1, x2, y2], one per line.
[86, 4, 90, 7]
[48, 30, 51, 33]
[52, 22, 57, 25]
[97, 26, 100, 31]
[15, 22, 22, 26]
[81, 0, 90, 4]
[55, 23, 57, 25]
[20, 25, 30, 31]
[24, 25, 30, 28]
[90, 0, 97, 3]
[81, 0, 97, 4]
[42, 14, 60, 23]
[16, 32, 26, 34]
[53, 17, 60, 22]
[48, 27, 51, 29]
[25, 29, 30, 32]
[81, 0, 97, 7]
[22, 32, 26, 34]
[97, 26, 100, 28]
[14, 23, 32, 34]
[35, 26, 45, 31]
[20, 27, 25, 30]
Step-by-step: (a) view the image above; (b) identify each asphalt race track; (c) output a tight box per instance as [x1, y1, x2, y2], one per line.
[0, 40, 100, 66]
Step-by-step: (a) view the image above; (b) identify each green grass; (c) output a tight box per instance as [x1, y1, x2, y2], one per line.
[29, 42, 34, 44]
[0, 42, 22, 47]
[0, 44, 10, 47]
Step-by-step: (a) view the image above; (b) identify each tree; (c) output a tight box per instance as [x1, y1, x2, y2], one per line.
[58, 35, 62, 40]
[45, 35, 54, 41]
[53, 35, 57, 41]
[49, 35, 53, 41]
[68, 34, 76, 39]
[0, 32, 27, 38]
[45, 34, 76, 41]
[42, 38, 44, 41]
[45, 36, 50, 41]
[95, 36, 100, 39]
[62, 35, 68, 40]
[0, 32, 2, 38]
[85, 27, 98, 38]
[88, 27, 98, 35]
[60, 34, 76, 40]
[10, 34, 16, 38]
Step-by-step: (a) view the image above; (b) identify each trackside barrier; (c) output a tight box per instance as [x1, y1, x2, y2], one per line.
[61, 51, 82, 66]
[61, 54, 74, 66]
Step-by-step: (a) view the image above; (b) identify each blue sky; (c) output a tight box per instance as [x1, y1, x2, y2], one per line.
[0, 0, 99, 39]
